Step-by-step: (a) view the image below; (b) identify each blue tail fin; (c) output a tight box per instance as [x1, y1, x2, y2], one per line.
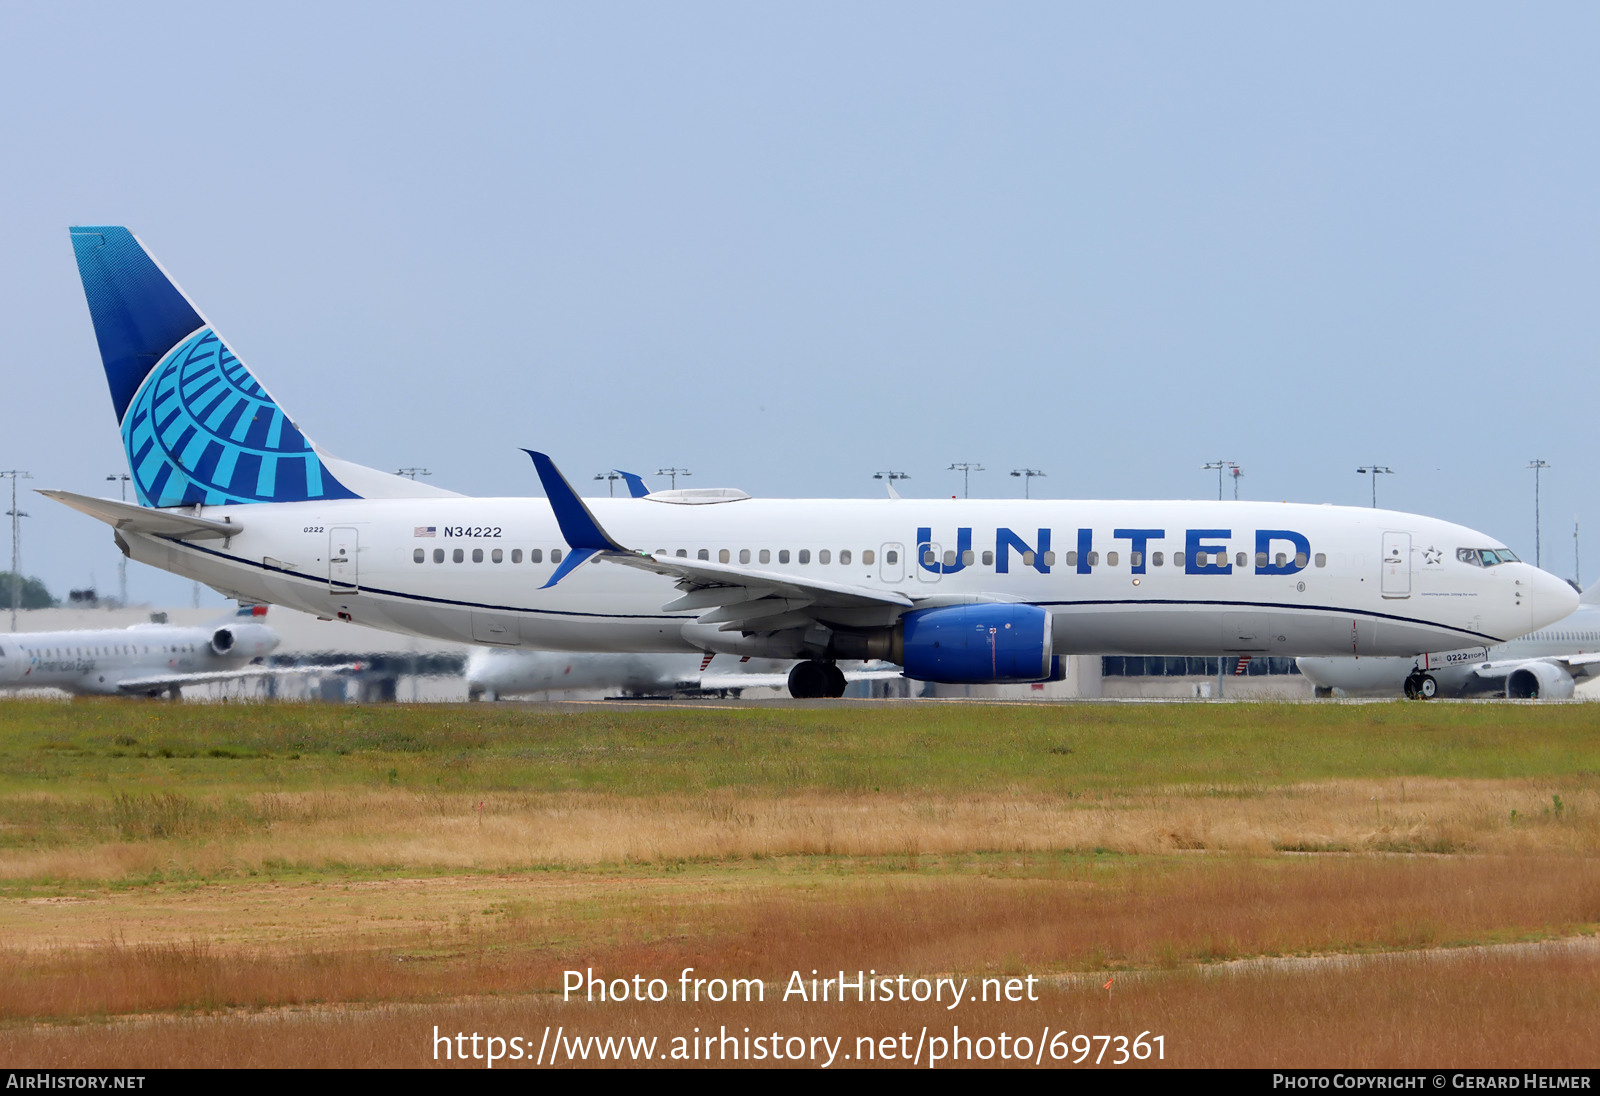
[69, 226, 359, 508]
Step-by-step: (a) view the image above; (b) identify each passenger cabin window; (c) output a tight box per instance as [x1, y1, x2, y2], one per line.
[1174, 551, 1186, 568]
[719, 549, 730, 563]
[530, 549, 543, 563]
[453, 548, 465, 563]
[739, 549, 750, 564]
[512, 549, 523, 563]
[1130, 551, 1142, 568]
[413, 549, 424, 563]
[1065, 551, 1077, 567]
[1314, 553, 1326, 568]
[863, 549, 875, 565]
[760, 550, 771, 564]
[492, 548, 503, 563]
[1152, 551, 1163, 567]
[780, 550, 790, 564]
[798, 549, 811, 564]
[433, 548, 445, 563]
[1235, 552, 1247, 568]
[551, 549, 563, 563]
[840, 549, 851, 565]
[1107, 551, 1120, 567]
[962, 550, 975, 566]
[819, 550, 831, 564]
[1021, 551, 1035, 566]
[698, 549, 710, 561]
[472, 548, 484, 563]
[982, 550, 994, 566]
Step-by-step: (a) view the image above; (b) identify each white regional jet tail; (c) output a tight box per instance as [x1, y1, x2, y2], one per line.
[68, 227, 459, 507]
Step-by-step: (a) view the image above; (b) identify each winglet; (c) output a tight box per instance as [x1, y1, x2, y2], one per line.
[524, 450, 629, 561]
[617, 470, 650, 498]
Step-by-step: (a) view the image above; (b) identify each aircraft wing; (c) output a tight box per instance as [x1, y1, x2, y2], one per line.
[1470, 652, 1600, 680]
[115, 663, 362, 693]
[40, 490, 241, 540]
[526, 450, 913, 632]
[604, 552, 912, 630]
[697, 665, 902, 691]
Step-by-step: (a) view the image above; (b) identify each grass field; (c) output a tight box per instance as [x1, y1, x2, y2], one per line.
[1, 698, 1596, 1068]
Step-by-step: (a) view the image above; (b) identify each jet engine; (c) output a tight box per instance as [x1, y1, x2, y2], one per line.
[892, 603, 1055, 684]
[1505, 662, 1575, 700]
[210, 623, 278, 659]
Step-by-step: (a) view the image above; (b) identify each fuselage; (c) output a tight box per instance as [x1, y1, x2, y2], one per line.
[1298, 600, 1600, 698]
[113, 495, 1575, 661]
[0, 622, 278, 696]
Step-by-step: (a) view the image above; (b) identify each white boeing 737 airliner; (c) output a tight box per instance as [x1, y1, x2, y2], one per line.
[46, 227, 1577, 697]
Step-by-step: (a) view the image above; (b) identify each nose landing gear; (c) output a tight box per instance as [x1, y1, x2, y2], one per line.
[1403, 672, 1438, 700]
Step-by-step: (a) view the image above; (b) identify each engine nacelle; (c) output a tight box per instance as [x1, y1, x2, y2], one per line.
[1505, 662, 1575, 700]
[896, 604, 1053, 684]
[211, 623, 278, 659]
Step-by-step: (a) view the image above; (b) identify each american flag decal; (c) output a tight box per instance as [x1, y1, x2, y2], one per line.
[414, 526, 436, 538]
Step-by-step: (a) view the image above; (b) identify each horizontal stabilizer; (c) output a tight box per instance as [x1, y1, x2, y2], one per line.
[40, 489, 241, 540]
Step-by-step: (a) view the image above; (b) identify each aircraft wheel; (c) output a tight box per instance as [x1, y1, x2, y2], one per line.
[1313, 686, 1334, 699]
[787, 661, 829, 699]
[1418, 675, 1438, 700]
[1403, 675, 1420, 700]
[823, 663, 847, 698]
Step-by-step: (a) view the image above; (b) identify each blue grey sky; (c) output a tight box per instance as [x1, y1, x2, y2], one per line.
[0, 2, 1595, 607]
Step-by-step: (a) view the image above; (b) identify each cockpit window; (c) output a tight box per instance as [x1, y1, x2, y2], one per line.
[1458, 547, 1520, 567]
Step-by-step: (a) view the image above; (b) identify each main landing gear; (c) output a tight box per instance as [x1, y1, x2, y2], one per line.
[1403, 672, 1438, 700]
[787, 660, 847, 699]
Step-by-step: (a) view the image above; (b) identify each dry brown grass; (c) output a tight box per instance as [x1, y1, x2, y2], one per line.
[2, 854, 1595, 1023]
[3, 943, 1596, 1068]
[3, 778, 1595, 884]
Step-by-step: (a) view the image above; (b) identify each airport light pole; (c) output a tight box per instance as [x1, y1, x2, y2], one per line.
[657, 467, 691, 490]
[1528, 459, 1550, 568]
[1229, 464, 1243, 500]
[872, 471, 910, 496]
[1356, 465, 1393, 508]
[594, 471, 624, 497]
[1201, 461, 1234, 501]
[1, 470, 32, 630]
[948, 463, 984, 499]
[1010, 468, 1045, 498]
[107, 473, 131, 605]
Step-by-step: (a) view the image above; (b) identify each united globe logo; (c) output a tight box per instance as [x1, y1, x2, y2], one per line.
[120, 327, 354, 506]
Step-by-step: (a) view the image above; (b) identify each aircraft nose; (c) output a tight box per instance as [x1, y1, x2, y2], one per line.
[1522, 566, 1579, 630]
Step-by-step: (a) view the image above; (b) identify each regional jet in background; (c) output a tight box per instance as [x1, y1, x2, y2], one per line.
[1298, 579, 1600, 700]
[0, 605, 281, 697]
[466, 648, 897, 700]
[47, 227, 1578, 697]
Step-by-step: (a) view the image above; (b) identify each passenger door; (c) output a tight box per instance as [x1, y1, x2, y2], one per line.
[1381, 532, 1411, 599]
